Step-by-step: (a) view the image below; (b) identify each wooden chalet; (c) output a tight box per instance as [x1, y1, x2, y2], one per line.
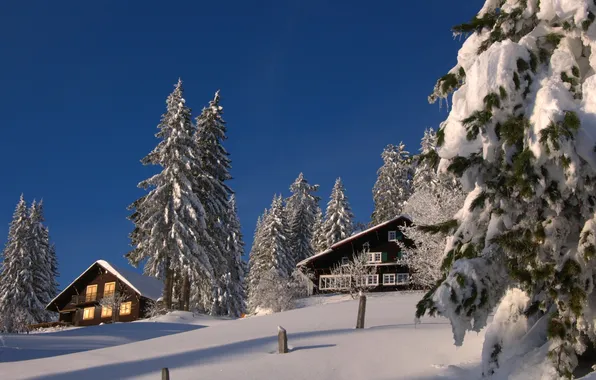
[46, 260, 163, 326]
[296, 216, 413, 293]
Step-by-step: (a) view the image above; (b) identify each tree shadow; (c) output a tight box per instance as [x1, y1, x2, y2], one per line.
[28, 328, 354, 380]
[0, 322, 206, 363]
[290, 344, 336, 352]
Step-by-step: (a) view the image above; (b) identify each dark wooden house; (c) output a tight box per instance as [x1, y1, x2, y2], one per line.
[46, 260, 163, 326]
[296, 216, 413, 293]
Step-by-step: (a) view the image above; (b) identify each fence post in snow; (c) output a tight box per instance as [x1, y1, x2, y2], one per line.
[278, 326, 288, 353]
[356, 292, 367, 329]
[161, 368, 170, 380]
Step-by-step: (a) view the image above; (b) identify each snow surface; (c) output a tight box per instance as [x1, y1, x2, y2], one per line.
[4, 292, 595, 379]
[2, 292, 488, 380]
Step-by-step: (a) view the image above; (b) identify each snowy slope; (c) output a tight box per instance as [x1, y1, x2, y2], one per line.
[0, 311, 224, 363]
[0, 292, 486, 380]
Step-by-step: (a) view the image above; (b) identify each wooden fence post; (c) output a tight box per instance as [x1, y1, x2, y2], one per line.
[278, 326, 288, 353]
[161, 367, 170, 380]
[356, 293, 367, 329]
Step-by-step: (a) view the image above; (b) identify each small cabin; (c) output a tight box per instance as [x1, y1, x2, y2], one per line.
[297, 216, 413, 293]
[46, 260, 163, 326]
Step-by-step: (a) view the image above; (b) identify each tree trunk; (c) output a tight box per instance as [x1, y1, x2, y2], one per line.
[182, 274, 190, 311]
[163, 258, 174, 310]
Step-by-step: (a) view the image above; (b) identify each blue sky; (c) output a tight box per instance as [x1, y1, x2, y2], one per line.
[0, 0, 480, 287]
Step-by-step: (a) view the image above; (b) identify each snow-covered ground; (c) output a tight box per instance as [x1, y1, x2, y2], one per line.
[0, 292, 489, 380]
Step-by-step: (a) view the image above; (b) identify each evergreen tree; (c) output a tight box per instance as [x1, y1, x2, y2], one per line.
[28, 200, 58, 321]
[220, 194, 246, 317]
[127, 79, 212, 310]
[371, 142, 413, 226]
[286, 173, 320, 266]
[247, 210, 268, 313]
[262, 195, 292, 277]
[416, 1, 596, 377]
[311, 206, 327, 253]
[323, 178, 354, 247]
[411, 128, 439, 192]
[0, 196, 43, 331]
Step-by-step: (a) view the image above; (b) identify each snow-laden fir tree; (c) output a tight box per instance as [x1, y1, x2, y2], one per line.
[416, 1, 596, 377]
[285, 173, 320, 266]
[127, 79, 212, 310]
[323, 178, 354, 247]
[191, 90, 236, 314]
[311, 206, 327, 253]
[261, 195, 292, 277]
[28, 200, 59, 322]
[371, 142, 413, 226]
[411, 128, 440, 192]
[247, 210, 268, 313]
[219, 194, 246, 317]
[0, 196, 45, 332]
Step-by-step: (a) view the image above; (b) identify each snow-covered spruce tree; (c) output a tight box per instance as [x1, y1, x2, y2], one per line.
[416, 1, 596, 377]
[286, 173, 320, 266]
[127, 79, 212, 310]
[402, 175, 465, 289]
[411, 128, 440, 193]
[371, 143, 413, 226]
[247, 210, 268, 313]
[28, 200, 59, 322]
[220, 194, 246, 317]
[323, 178, 354, 247]
[191, 90, 235, 314]
[311, 206, 327, 253]
[261, 195, 293, 277]
[0, 196, 44, 332]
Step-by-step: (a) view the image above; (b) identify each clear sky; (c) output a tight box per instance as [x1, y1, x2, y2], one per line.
[0, 0, 481, 287]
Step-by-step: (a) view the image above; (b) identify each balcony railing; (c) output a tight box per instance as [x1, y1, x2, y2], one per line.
[70, 294, 98, 305]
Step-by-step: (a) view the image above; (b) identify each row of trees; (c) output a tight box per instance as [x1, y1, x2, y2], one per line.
[0, 196, 59, 332]
[247, 174, 356, 313]
[127, 80, 245, 317]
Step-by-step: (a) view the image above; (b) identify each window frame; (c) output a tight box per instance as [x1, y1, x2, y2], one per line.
[396, 273, 410, 284]
[388, 230, 397, 241]
[119, 301, 132, 316]
[103, 282, 116, 298]
[319, 275, 351, 290]
[383, 273, 396, 285]
[367, 252, 382, 263]
[341, 256, 349, 266]
[85, 284, 98, 302]
[82, 306, 95, 320]
[101, 306, 113, 318]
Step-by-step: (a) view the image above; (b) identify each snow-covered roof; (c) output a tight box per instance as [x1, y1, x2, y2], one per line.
[296, 215, 411, 267]
[47, 260, 163, 308]
[296, 249, 333, 267]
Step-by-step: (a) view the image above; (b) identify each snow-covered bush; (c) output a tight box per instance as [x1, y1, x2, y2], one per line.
[416, 0, 596, 377]
[402, 176, 465, 289]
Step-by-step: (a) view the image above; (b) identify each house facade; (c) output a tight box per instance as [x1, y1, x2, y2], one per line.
[46, 260, 163, 326]
[297, 216, 413, 293]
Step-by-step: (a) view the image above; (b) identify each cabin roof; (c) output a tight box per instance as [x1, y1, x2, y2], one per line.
[296, 215, 411, 267]
[47, 260, 163, 309]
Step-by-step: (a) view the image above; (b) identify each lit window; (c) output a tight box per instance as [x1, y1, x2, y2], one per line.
[101, 306, 113, 318]
[383, 273, 396, 285]
[83, 307, 95, 320]
[397, 273, 410, 284]
[85, 285, 98, 302]
[341, 257, 349, 266]
[388, 231, 397, 241]
[120, 301, 132, 316]
[103, 282, 115, 298]
[367, 252, 382, 263]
